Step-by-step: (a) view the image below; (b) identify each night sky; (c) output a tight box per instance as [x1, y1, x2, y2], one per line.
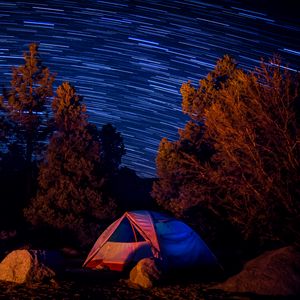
[0, 0, 299, 177]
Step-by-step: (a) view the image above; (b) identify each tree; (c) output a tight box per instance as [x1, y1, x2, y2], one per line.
[99, 123, 125, 174]
[0, 142, 27, 228]
[24, 82, 117, 247]
[4, 43, 55, 163]
[0, 43, 55, 226]
[0, 96, 27, 228]
[152, 55, 300, 246]
[0, 95, 10, 153]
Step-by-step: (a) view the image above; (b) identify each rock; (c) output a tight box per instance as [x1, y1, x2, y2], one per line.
[213, 246, 300, 296]
[129, 258, 162, 289]
[0, 249, 59, 284]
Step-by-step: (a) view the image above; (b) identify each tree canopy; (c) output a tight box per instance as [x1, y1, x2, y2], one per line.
[2, 43, 55, 163]
[99, 123, 125, 174]
[0, 44, 55, 228]
[152, 55, 300, 246]
[24, 82, 118, 246]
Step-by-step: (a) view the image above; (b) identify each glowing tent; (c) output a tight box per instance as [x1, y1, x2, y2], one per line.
[83, 210, 218, 271]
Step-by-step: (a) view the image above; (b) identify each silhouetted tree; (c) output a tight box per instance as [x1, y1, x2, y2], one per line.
[0, 143, 28, 228]
[0, 98, 9, 153]
[99, 123, 125, 174]
[24, 82, 117, 247]
[153, 55, 300, 247]
[110, 167, 157, 211]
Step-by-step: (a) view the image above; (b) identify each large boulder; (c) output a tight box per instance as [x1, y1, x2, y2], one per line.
[129, 258, 162, 289]
[0, 249, 62, 284]
[214, 246, 300, 296]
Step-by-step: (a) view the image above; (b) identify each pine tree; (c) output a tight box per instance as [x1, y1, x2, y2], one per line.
[99, 123, 125, 174]
[0, 44, 54, 224]
[5, 43, 55, 163]
[24, 82, 116, 246]
[152, 56, 300, 245]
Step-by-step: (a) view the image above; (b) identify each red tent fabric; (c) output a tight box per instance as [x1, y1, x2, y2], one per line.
[83, 210, 218, 271]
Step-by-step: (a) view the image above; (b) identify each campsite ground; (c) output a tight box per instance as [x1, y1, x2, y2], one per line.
[0, 277, 287, 300]
[0, 270, 297, 300]
[1, 233, 299, 299]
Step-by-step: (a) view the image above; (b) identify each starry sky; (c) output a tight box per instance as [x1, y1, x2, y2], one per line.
[0, 0, 299, 178]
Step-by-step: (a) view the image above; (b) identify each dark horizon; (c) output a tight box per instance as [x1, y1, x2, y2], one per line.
[0, 0, 299, 177]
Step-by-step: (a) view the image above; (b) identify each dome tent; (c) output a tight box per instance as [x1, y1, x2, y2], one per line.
[83, 210, 218, 272]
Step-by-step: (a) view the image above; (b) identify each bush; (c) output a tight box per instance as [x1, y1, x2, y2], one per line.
[153, 55, 300, 248]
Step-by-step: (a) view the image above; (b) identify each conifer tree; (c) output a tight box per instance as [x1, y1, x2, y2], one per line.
[24, 82, 116, 246]
[153, 56, 300, 245]
[5, 43, 55, 163]
[99, 123, 125, 174]
[0, 44, 54, 223]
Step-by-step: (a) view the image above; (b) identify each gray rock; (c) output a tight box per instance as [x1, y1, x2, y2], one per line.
[129, 258, 162, 289]
[0, 249, 57, 284]
[214, 246, 300, 296]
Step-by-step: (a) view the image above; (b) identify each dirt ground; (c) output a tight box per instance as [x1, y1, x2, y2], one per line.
[0, 275, 295, 300]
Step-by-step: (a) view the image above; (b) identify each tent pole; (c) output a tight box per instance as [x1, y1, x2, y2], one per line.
[129, 218, 138, 242]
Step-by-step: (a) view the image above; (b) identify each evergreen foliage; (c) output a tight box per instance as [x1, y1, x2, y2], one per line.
[24, 82, 117, 246]
[2, 43, 55, 163]
[99, 123, 125, 175]
[0, 44, 54, 228]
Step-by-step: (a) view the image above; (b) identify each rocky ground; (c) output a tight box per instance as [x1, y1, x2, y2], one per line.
[0, 273, 297, 300]
[1, 232, 299, 299]
[0, 278, 282, 300]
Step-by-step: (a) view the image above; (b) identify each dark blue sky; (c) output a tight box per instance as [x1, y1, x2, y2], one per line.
[0, 0, 299, 177]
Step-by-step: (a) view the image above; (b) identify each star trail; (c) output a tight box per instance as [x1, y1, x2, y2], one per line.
[0, 0, 299, 177]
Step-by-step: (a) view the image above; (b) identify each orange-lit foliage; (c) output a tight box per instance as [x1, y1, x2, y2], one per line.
[4, 43, 55, 163]
[24, 82, 116, 246]
[153, 55, 300, 244]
